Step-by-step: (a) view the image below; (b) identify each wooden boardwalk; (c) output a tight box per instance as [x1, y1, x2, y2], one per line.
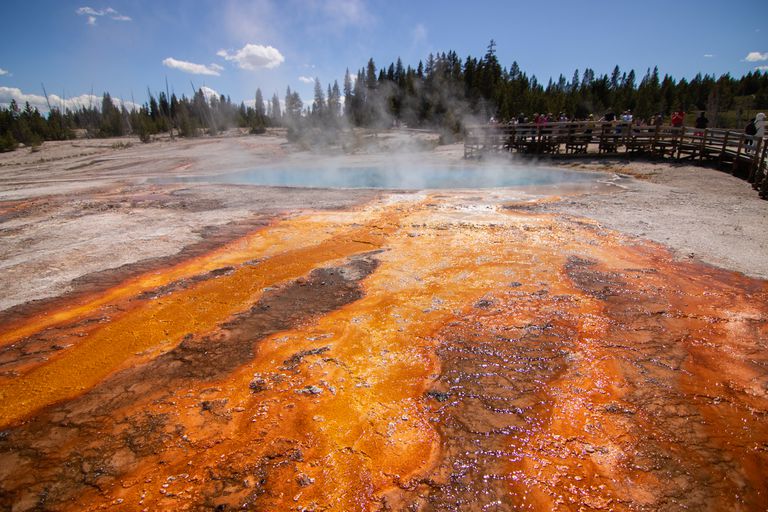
[465, 122, 768, 199]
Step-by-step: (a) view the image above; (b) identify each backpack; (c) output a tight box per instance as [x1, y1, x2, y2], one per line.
[746, 120, 757, 135]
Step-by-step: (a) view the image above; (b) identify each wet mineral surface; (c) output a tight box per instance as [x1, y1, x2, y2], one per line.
[0, 191, 766, 511]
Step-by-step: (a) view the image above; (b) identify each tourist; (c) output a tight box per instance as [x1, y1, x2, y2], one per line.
[756, 112, 766, 139]
[621, 110, 633, 123]
[745, 114, 764, 153]
[695, 111, 708, 135]
[745, 117, 757, 152]
[654, 113, 664, 127]
[584, 114, 595, 142]
[671, 110, 685, 127]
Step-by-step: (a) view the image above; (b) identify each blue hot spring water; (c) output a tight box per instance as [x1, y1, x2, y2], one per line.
[154, 164, 605, 190]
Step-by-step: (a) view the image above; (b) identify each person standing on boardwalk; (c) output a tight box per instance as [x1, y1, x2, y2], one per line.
[747, 113, 765, 153]
[745, 116, 759, 153]
[671, 110, 685, 127]
[695, 111, 708, 135]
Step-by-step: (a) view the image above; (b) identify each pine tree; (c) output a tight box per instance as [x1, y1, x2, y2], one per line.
[255, 88, 265, 118]
[313, 78, 326, 118]
[366, 59, 377, 90]
[343, 68, 353, 119]
[271, 93, 281, 124]
[329, 80, 342, 119]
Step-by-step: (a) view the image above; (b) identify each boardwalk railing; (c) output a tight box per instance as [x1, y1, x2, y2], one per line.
[465, 121, 768, 199]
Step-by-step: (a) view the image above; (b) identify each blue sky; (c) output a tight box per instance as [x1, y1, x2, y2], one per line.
[1, 0, 767, 111]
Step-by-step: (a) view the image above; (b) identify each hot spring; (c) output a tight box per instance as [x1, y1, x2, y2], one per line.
[153, 163, 609, 189]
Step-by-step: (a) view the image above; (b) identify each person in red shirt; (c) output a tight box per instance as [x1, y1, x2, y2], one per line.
[671, 111, 685, 127]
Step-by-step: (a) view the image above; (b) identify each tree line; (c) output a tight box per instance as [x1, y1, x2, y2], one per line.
[2, 40, 767, 152]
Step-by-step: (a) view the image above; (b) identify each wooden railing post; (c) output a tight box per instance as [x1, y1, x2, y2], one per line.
[758, 140, 768, 195]
[757, 139, 768, 185]
[718, 131, 729, 166]
[749, 137, 763, 183]
[536, 124, 542, 154]
[732, 134, 744, 175]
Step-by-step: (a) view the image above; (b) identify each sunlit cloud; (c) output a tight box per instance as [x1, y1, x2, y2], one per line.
[163, 58, 222, 76]
[703, 54, 714, 58]
[217, 44, 285, 70]
[200, 86, 221, 102]
[744, 51, 768, 62]
[76, 6, 132, 25]
[0, 86, 139, 112]
[0, 68, 9, 76]
[298, 76, 314, 84]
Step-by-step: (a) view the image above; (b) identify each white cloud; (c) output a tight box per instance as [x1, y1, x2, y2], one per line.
[163, 57, 222, 76]
[0, 86, 139, 112]
[745, 51, 768, 62]
[756, 65, 768, 72]
[105, 8, 131, 21]
[217, 44, 285, 70]
[0, 87, 48, 110]
[76, 6, 132, 25]
[298, 76, 314, 84]
[703, 54, 714, 58]
[200, 86, 220, 102]
[76, 6, 99, 15]
[0, 68, 9, 76]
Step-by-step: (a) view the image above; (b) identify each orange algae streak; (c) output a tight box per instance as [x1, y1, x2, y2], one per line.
[500, 239, 768, 510]
[0, 209, 368, 347]
[72, 196, 546, 511]
[247, 241, 519, 509]
[3, 194, 767, 511]
[0, 207, 405, 427]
